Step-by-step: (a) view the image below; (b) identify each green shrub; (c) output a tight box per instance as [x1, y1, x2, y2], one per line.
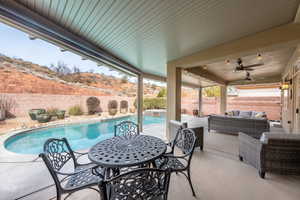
[69, 105, 84, 116]
[134, 98, 166, 110]
[46, 107, 59, 117]
[157, 88, 167, 97]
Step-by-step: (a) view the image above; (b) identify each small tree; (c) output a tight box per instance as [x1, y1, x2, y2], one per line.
[50, 61, 71, 76]
[120, 100, 128, 113]
[157, 88, 167, 97]
[86, 97, 100, 115]
[203, 86, 220, 97]
[0, 95, 17, 118]
[121, 75, 129, 83]
[108, 100, 118, 116]
[72, 66, 81, 74]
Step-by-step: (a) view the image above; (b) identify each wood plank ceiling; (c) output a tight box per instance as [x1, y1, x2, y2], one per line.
[14, 0, 300, 80]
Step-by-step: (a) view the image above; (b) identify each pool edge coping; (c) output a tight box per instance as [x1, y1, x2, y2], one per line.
[0, 114, 134, 161]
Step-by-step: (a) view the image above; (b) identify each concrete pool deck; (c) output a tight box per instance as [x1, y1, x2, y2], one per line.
[1, 116, 300, 200]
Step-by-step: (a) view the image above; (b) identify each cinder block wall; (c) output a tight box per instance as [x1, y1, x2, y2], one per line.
[182, 96, 281, 120]
[2, 93, 135, 117]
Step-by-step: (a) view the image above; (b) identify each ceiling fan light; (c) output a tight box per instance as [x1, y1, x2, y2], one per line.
[281, 83, 289, 90]
[257, 53, 262, 60]
[225, 59, 230, 65]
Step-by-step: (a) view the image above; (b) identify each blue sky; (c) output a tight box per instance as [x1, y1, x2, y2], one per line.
[0, 22, 123, 77]
[0, 22, 166, 86]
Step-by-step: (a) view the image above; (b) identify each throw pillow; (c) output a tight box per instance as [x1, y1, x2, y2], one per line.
[232, 110, 240, 116]
[239, 111, 252, 118]
[255, 112, 264, 118]
[227, 111, 233, 116]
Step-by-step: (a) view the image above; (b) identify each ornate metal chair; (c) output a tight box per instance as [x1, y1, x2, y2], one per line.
[114, 121, 139, 137]
[99, 168, 171, 200]
[155, 128, 197, 196]
[166, 120, 188, 154]
[39, 138, 104, 200]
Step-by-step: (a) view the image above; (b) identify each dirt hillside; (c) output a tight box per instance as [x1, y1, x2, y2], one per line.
[0, 54, 162, 97]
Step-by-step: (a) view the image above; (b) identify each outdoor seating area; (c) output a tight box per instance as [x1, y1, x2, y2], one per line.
[38, 120, 198, 200]
[208, 110, 270, 138]
[239, 131, 300, 179]
[2, 117, 300, 200]
[2, 1, 300, 200]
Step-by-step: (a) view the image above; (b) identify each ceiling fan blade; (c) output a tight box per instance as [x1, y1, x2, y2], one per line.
[243, 63, 264, 68]
[245, 68, 255, 71]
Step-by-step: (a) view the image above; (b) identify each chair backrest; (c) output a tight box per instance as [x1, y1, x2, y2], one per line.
[169, 120, 187, 142]
[39, 138, 76, 190]
[114, 121, 139, 137]
[99, 168, 171, 200]
[174, 128, 197, 159]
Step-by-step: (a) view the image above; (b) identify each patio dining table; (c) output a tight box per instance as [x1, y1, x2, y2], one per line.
[88, 134, 167, 177]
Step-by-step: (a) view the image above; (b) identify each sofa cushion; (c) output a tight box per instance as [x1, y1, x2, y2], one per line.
[227, 111, 234, 116]
[239, 111, 252, 118]
[228, 110, 240, 116]
[251, 111, 266, 118]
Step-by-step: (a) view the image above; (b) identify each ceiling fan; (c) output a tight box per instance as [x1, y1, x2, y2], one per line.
[245, 71, 253, 81]
[233, 58, 263, 72]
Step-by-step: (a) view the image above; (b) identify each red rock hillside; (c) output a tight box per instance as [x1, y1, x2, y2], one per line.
[0, 54, 162, 97]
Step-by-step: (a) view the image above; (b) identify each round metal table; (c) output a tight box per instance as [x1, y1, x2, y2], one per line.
[88, 135, 167, 168]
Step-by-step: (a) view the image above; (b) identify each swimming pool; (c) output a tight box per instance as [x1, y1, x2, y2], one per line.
[4, 115, 165, 154]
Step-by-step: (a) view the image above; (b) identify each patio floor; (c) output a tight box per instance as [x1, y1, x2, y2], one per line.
[1, 116, 300, 200]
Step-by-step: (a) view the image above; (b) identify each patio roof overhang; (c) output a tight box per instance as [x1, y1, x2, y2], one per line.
[169, 22, 300, 86]
[2, 0, 300, 136]
[1, 0, 300, 88]
[0, 0, 143, 76]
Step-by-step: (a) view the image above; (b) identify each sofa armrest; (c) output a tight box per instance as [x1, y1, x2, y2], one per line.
[238, 132, 262, 170]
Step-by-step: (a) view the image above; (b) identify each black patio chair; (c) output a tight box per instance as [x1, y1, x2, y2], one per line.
[155, 128, 197, 196]
[114, 120, 139, 137]
[99, 168, 172, 200]
[39, 138, 104, 200]
[166, 120, 188, 154]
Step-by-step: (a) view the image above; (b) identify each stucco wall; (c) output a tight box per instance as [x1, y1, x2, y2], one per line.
[182, 96, 281, 120]
[2, 93, 135, 117]
[2, 93, 281, 120]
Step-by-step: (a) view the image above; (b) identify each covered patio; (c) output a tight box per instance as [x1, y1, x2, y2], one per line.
[1, 0, 300, 200]
[2, 117, 300, 200]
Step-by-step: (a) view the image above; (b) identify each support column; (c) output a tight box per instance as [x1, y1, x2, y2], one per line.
[137, 74, 143, 132]
[220, 85, 227, 115]
[199, 87, 203, 116]
[166, 64, 182, 139]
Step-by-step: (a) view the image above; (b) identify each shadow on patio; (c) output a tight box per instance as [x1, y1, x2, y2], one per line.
[1, 116, 300, 200]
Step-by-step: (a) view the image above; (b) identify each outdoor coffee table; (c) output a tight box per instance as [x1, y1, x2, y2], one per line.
[88, 134, 167, 177]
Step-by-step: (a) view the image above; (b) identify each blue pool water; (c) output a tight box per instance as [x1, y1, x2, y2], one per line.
[4, 115, 165, 154]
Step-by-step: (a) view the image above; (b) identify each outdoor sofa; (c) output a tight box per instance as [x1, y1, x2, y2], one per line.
[239, 129, 300, 178]
[208, 110, 270, 138]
